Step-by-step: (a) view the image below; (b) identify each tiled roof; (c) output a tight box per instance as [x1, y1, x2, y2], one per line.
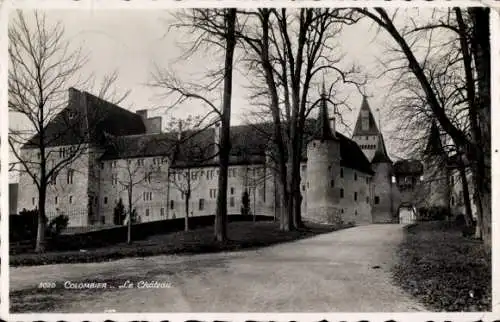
[352, 96, 380, 136]
[100, 120, 373, 175]
[23, 88, 145, 149]
[393, 159, 424, 175]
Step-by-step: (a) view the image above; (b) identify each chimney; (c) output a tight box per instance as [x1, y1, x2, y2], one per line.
[177, 120, 182, 141]
[136, 109, 148, 120]
[147, 116, 162, 134]
[68, 87, 80, 106]
[214, 122, 221, 161]
[136, 109, 162, 134]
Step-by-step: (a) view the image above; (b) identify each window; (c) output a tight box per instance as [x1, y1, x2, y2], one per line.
[330, 180, 334, 187]
[450, 176, 455, 185]
[341, 208, 344, 214]
[302, 165, 306, 172]
[230, 187, 235, 195]
[145, 209, 150, 217]
[355, 210, 358, 216]
[67, 169, 74, 184]
[161, 208, 165, 216]
[100, 162, 104, 169]
[302, 185, 305, 191]
[112, 174, 118, 186]
[104, 197, 108, 204]
[374, 196, 380, 204]
[137, 159, 144, 166]
[340, 168, 344, 178]
[170, 200, 174, 209]
[199, 198, 205, 210]
[354, 192, 358, 201]
[55, 196, 58, 204]
[366, 177, 369, 184]
[328, 165, 332, 172]
[113, 161, 117, 168]
[354, 172, 357, 181]
[451, 196, 455, 206]
[340, 188, 344, 198]
[32, 197, 35, 205]
[69, 196, 73, 204]
[101, 216, 105, 224]
[145, 172, 152, 184]
[366, 196, 369, 203]
[230, 197, 235, 207]
[365, 136, 368, 140]
[51, 172, 58, 185]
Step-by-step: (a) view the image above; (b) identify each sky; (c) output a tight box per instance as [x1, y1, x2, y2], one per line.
[8, 8, 433, 182]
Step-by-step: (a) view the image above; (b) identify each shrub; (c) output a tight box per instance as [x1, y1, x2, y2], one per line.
[113, 198, 126, 225]
[46, 214, 69, 238]
[241, 190, 250, 216]
[10, 208, 47, 242]
[10, 209, 68, 244]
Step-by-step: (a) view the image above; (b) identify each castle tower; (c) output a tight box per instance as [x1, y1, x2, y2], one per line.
[352, 96, 381, 162]
[305, 83, 341, 224]
[422, 121, 450, 209]
[371, 134, 395, 223]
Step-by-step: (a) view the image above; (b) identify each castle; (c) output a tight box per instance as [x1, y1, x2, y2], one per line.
[16, 87, 476, 227]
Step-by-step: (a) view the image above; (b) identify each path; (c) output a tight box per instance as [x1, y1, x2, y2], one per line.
[10, 224, 425, 312]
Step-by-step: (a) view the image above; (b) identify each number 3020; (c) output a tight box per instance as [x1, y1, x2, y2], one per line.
[38, 282, 56, 289]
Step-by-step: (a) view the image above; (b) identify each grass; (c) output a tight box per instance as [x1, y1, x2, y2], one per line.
[392, 221, 491, 311]
[10, 220, 349, 267]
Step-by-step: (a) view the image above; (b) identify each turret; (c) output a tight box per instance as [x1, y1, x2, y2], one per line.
[305, 81, 342, 224]
[371, 134, 395, 223]
[422, 121, 450, 209]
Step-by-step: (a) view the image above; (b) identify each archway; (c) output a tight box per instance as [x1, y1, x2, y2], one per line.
[397, 202, 417, 224]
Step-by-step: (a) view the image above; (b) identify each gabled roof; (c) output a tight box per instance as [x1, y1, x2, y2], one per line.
[23, 88, 145, 149]
[371, 134, 392, 164]
[352, 96, 380, 136]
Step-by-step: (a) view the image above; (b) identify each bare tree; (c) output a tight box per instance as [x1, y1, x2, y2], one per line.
[166, 116, 212, 232]
[358, 7, 491, 249]
[150, 8, 237, 242]
[8, 11, 129, 252]
[236, 8, 363, 230]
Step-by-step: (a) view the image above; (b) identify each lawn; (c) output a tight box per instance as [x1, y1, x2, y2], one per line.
[392, 221, 491, 311]
[10, 220, 347, 267]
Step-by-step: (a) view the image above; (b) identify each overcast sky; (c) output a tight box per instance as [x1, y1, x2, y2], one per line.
[8, 8, 435, 182]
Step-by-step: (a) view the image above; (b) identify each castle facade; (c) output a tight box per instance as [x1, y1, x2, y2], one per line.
[16, 87, 475, 227]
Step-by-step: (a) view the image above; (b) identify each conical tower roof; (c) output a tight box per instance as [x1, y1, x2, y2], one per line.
[371, 134, 392, 163]
[313, 81, 336, 140]
[424, 121, 443, 156]
[353, 96, 380, 136]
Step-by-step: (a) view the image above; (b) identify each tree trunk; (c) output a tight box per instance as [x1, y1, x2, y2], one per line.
[185, 190, 190, 232]
[457, 161, 473, 228]
[469, 7, 491, 252]
[127, 186, 132, 245]
[214, 8, 236, 243]
[35, 184, 47, 253]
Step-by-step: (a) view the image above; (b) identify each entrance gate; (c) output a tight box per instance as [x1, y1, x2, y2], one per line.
[398, 205, 417, 224]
